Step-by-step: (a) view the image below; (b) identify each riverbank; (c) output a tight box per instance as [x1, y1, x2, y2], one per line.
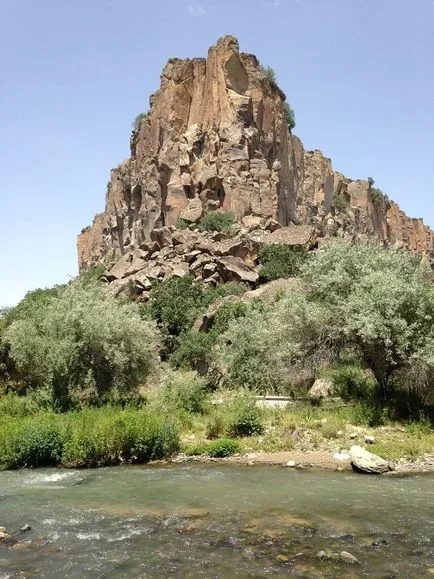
[1, 388, 433, 472]
[172, 449, 434, 474]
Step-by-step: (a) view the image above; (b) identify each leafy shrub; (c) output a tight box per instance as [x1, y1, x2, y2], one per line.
[0, 406, 180, 470]
[205, 410, 226, 439]
[351, 402, 388, 427]
[370, 187, 389, 204]
[259, 244, 306, 281]
[332, 192, 349, 211]
[332, 364, 378, 402]
[0, 393, 28, 418]
[199, 212, 235, 233]
[1, 413, 63, 469]
[162, 373, 208, 414]
[227, 391, 264, 437]
[170, 331, 215, 371]
[3, 280, 158, 410]
[175, 218, 190, 230]
[207, 438, 240, 458]
[147, 276, 204, 350]
[212, 301, 248, 335]
[183, 442, 208, 456]
[132, 112, 149, 131]
[217, 305, 291, 394]
[260, 65, 276, 83]
[283, 101, 296, 130]
[148, 276, 245, 354]
[171, 302, 247, 371]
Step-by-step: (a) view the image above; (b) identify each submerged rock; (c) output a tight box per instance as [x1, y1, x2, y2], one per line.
[317, 550, 360, 565]
[349, 445, 391, 474]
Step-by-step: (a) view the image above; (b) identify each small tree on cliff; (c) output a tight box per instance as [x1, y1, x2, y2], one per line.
[283, 101, 296, 130]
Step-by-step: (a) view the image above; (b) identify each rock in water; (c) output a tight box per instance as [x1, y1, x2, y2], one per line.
[339, 551, 360, 565]
[349, 445, 390, 474]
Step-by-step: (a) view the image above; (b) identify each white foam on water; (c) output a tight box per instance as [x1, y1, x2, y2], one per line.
[77, 532, 101, 540]
[25, 471, 78, 487]
[108, 528, 142, 542]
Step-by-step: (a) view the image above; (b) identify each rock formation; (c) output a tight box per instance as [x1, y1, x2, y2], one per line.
[77, 36, 434, 291]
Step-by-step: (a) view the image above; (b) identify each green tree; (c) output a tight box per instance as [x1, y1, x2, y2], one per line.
[292, 241, 434, 399]
[3, 280, 158, 409]
[219, 240, 434, 406]
[283, 101, 296, 130]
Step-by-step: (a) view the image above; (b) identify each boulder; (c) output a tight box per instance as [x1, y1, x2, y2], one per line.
[263, 225, 316, 248]
[150, 227, 173, 249]
[308, 379, 334, 399]
[180, 198, 203, 224]
[216, 256, 259, 284]
[349, 445, 391, 474]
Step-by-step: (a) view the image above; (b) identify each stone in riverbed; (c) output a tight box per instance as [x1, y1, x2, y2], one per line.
[317, 550, 360, 565]
[338, 551, 360, 565]
[350, 445, 391, 474]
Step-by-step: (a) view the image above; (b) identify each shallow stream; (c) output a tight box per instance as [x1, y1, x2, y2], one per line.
[0, 464, 433, 577]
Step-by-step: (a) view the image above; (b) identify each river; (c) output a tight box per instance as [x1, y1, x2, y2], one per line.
[0, 464, 433, 577]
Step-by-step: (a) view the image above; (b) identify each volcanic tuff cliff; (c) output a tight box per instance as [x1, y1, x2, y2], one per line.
[78, 36, 434, 288]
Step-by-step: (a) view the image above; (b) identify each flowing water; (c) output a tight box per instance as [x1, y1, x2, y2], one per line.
[0, 464, 433, 578]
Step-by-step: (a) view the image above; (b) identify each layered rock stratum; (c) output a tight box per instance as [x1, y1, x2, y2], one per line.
[78, 36, 434, 292]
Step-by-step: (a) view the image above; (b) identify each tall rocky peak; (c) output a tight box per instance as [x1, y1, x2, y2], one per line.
[78, 36, 434, 277]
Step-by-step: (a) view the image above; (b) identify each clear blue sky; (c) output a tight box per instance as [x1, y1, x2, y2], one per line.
[1, 0, 434, 306]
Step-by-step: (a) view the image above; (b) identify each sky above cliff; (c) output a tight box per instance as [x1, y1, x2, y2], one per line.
[1, 0, 434, 306]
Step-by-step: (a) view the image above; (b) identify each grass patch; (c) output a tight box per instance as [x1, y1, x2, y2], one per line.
[0, 406, 180, 470]
[199, 212, 235, 233]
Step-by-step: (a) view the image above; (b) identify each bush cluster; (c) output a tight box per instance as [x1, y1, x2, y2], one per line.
[207, 438, 240, 458]
[1, 279, 157, 410]
[0, 406, 179, 470]
[370, 187, 389, 204]
[332, 192, 349, 211]
[259, 244, 306, 281]
[132, 112, 149, 131]
[144, 275, 245, 355]
[219, 240, 434, 412]
[283, 101, 296, 130]
[199, 212, 235, 233]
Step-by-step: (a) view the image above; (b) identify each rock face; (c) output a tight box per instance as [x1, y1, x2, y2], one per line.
[78, 35, 434, 282]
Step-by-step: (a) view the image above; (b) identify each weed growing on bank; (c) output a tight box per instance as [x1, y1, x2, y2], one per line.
[0, 405, 179, 470]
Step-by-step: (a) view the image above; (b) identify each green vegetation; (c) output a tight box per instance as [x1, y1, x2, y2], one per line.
[199, 211, 235, 233]
[175, 218, 190, 230]
[207, 438, 240, 458]
[283, 101, 296, 130]
[0, 405, 179, 470]
[259, 244, 306, 281]
[259, 65, 296, 129]
[368, 177, 389, 204]
[1, 278, 157, 410]
[1, 239, 433, 471]
[370, 187, 389, 204]
[171, 300, 247, 371]
[132, 111, 149, 131]
[144, 275, 245, 355]
[218, 240, 434, 414]
[260, 65, 277, 83]
[332, 192, 349, 211]
[227, 390, 265, 437]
